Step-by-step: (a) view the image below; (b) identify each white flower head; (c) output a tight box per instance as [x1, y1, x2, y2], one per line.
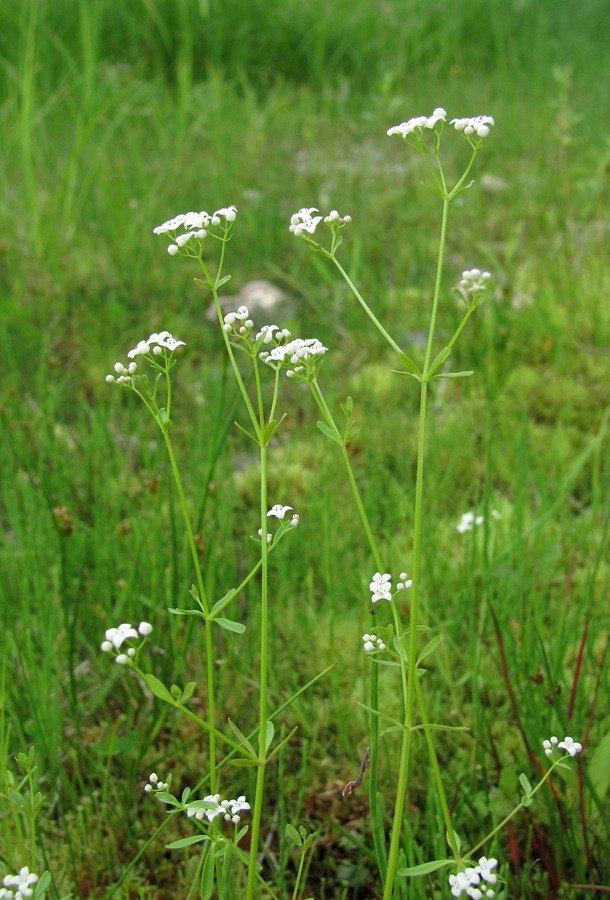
[451, 115, 495, 139]
[387, 107, 447, 139]
[449, 857, 498, 897]
[267, 504, 293, 520]
[455, 511, 485, 533]
[104, 623, 138, 649]
[2, 868, 39, 898]
[369, 572, 392, 603]
[262, 337, 328, 382]
[127, 331, 186, 359]
[362, 633, 387, 653]
[544, 735, 582, 758]
[154, 207, 237, 254]
[459, 268, 492, 298]
[289, 207, 323, 237]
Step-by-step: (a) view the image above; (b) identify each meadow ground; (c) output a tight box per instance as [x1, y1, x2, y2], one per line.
[1, 1, 609, 897]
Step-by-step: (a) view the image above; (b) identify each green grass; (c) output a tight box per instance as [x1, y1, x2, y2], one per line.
[1, 1, 609, 896]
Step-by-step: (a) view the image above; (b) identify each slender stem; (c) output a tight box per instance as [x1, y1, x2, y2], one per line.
[246, 443, 270, 900]
[162, 429, 217, 792]
[330, 257, 404, 358]
[383, 196, 450, 899]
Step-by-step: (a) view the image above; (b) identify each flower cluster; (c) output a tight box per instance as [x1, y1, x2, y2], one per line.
[222, 305, 254, 336]
[106, 331, 185, 385]
[144, 772, 169, 792]
[362, 633, 387, 653]
[451, 116, 494, 139]
[288, 207, 351, 238]
[186, 794, 250, 825]
[448, 857, 498, 898]
[153, 207, 237, 255]
[387, 107, 447, 138]
[101, 621, 152, 664]
[256, 323, 292, 345]
[260, 337, 328, 382]
[369, 572, 392, 603]
[543, 735, 583, 758]
[455, 510, 500, 533]
[1, 868, 38, 899]
[458, 269, 492, 298]
[258, 505, 299, 544]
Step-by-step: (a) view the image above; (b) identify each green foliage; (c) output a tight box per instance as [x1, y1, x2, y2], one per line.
[0, 1, 608, 896]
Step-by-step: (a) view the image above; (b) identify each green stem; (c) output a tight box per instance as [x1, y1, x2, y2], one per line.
[330, 257, 404, 358]
[246, 443, 270, 900]
[383, 196, 450, 899]
[161, 429, 217, 793]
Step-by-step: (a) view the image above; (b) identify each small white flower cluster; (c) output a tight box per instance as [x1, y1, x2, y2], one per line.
[153, 207, 237, 255]
[289, 207, 351, 238]
[369, 571, 412, 604]
[1, 868, 38, 899]
[101, 621, 152, 664]
[369, 572, 392, 603]
[144, 772, 169, 792]
[455, 510, 500, 533]
[127, 331, 186, 359]
[106, 332, 185, 385]
[459, 269, 492, 297]
[387, 107, 447, 138]
[451, 116, 494, 139]
[255, 323, 292, 345]
[362, 633, 386, 653]
[222, 305, 254, 335]
[258, 505, 299, 543]
[186, 793, 250, 824]
[261, 337, 328, 381]
[449, 857, 498, 898]
[543, 735, 583, 758]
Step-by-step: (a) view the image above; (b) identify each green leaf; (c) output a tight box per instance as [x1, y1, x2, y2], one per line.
[519, 773, 533, 795]
[33, 872, 52, 898]
[340, 396, 353, 417]
[215, 274, 232, 288]
[265, 720, 275, 754]
[143, 673, 174, 703]
[214, 617, 246, 634]
[427, 345, 451, 375]
[286, 823, 303, 847]
[7, 788, 27, 808]
[168, 606, 206, 618]
[170, 684, 181, 700]
[399, 858, 454, 876]
[316, 420, 342, 444]
[167, 834, 210, 849]
[227, 719, 256, 756]
[181, 681, 196, 703]
[433, 370, 474, 379]
[210, 589, 236, 616]
[521, 794, 533, 807]
[397, 351, 422, 377]
[200, 842, 216, 900]
[189, 584, 199, 601]
[234, 420, 259, 444]
[391, 368, 421, 380]
[231, 758, 261, 767]
[416, 634, 441, 665]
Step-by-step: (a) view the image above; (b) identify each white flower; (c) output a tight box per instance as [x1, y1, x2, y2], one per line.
[290, 513, 299, 527]
[459, 269, 492, 296]
[448, 858, 497, 897]
[387, 107, 446, 138]
[138, 621, 153, 635]
[451, 115, 495, 139]
[362, 633, 386, 653]
[213, 205, 238, 222]
[289, 207, 324, 237]
[396, 572, 413, 590]
[455, 511, 484, 533]
[369, 572, 392, 603]
[267, 505, 293, 520]
[127, 331, 185, 359]
[2, 868, 39, 899]
[145, 772, 168, 792]
[104, 623, 138, 649]
[558, 736, 583, 756]
[544, 735, 582, 757]
[262, 337, 328, 380]
[323, 209, 352, 226]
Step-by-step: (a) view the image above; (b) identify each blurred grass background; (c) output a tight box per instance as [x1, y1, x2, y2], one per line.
[0, 0, 609, 896]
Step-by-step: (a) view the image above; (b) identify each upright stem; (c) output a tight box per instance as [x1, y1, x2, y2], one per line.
[246, 443, 270, 899]
[162, 430, 217, 793]
[383, 196, 450, 898]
